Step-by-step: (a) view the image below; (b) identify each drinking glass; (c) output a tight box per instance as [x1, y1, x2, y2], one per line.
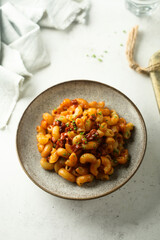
[125, 0, 160, 16]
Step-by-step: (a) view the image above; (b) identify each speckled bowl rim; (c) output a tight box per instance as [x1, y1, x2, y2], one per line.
[16, 79, 147, 200]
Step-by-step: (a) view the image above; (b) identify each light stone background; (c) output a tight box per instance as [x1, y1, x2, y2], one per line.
[1, 0, 160, 239]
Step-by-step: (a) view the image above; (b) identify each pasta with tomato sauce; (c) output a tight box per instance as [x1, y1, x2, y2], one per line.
[36, 98, 134, 186]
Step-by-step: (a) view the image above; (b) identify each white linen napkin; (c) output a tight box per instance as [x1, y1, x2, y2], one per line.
[0, 66, 24, 129]
[16, 0, 90, 30]
[0, 0, 90, 129]
[1, 2, 50, 73]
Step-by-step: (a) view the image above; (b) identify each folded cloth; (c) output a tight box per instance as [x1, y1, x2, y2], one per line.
[1, 43, 32, 77]
[0, 0, 90, 129]
[16, 0, 90, 30]
[0, 66, 24, 129]
[1, 2, 50, 73]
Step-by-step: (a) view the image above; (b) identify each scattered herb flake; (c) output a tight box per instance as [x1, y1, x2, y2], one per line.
[120, 44, 123, 47]
[98, 111, 102, 115]
[98, 58, 103, 62]
[86, 54, 89, 57]
[123, 30, 127, 33]
[104, 50, 108, 53]
[92, 54, 96, 58]
[85, 141, 87, 144]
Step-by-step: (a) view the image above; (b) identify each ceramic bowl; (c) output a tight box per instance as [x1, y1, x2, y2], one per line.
[16, 80, 147, 200]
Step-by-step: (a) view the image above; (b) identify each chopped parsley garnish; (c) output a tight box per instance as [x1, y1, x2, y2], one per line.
[113, 158, 118, 163]
[123, 30, 127, 33]
[85, 141, 87, 144]
[120, 43, 123, 47]
[104, 50, 108, 53]
[113, 149, 119, 154]
[66, 123, 69, 127]
[126, 131, 129, 137]
[80, 132, 84, 135]
[92, 54, 96, 58]
[98, 111, 102, 115]
[63, 153, 66, 156]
